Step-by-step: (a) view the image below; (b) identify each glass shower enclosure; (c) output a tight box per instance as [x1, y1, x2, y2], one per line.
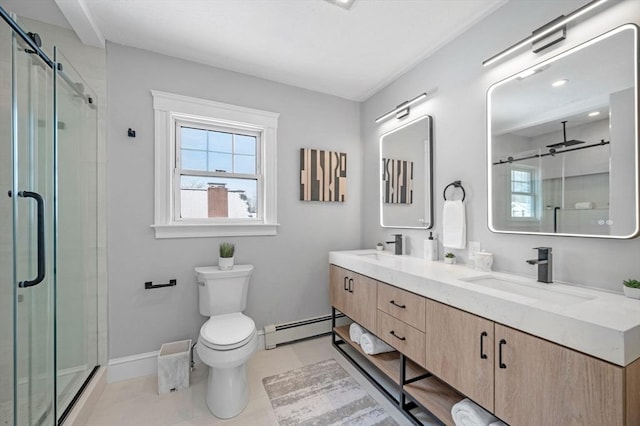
[0, 9, 99, 425]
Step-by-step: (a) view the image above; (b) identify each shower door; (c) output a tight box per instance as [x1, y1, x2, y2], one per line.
[1, 11, 101, 425]
[54, 47, 99, 420]
[8, 23, 57, 426]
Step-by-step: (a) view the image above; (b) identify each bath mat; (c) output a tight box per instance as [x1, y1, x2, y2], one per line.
[262, 358, 398, 426]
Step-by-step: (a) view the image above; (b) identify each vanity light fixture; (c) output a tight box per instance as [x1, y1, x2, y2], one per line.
[375, 92, 428, 123]
[482, 0, 608, 67]
[588, 111, 600, 117]
[552, 79, 568, 87]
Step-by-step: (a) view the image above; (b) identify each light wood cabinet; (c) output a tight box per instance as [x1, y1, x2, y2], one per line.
[424, 299, 494, 411]
[378, 311, 426, 367]
[329, 264, 347, 313]
[377, 282, 426, 332]
[329, 263, 640, 426]
[329, 265, 377, 332]
[494, 324, 625, 426]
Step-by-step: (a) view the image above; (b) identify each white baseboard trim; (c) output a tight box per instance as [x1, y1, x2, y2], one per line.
[107, 331, 266, 383]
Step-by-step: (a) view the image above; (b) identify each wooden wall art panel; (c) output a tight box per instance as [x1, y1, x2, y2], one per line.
[300, 148, 347, 202]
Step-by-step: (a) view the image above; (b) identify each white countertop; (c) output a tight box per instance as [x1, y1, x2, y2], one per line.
[330, 249, 640, 367]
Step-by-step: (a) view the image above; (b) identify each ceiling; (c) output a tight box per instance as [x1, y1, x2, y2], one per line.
[1, 0, 507, 101]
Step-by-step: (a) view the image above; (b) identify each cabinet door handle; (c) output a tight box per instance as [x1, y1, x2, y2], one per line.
[389, 300, 406, 309]
[480, 331, 488, 359]
[499, 339, 507, 369]
[343, 276, 349, 291]
[348, 278, 354, 293]
[389, 330, 406, 341]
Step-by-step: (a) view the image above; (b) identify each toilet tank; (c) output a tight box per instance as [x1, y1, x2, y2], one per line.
[195, 265, 253, 316]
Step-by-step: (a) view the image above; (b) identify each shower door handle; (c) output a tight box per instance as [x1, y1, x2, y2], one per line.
[10, 190, 46, 288]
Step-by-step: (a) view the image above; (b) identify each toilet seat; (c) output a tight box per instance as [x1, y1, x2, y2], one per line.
[200, 313, 256, 351]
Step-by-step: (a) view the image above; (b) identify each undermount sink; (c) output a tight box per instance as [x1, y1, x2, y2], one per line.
[358, 252, 394, 260]
[356, 252, 407, 265]
[461, 275, 594, 306]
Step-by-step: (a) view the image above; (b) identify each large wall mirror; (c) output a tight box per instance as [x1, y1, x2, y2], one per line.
[488, 24, 639, 238]
[380, 115, 433, 229]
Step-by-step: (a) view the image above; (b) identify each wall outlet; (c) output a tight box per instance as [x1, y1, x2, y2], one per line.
[468, 241, 481, 261]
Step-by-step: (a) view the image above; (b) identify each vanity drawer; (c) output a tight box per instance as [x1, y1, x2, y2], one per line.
[377, 282, 426, 332]
[378, 311, 426, 367]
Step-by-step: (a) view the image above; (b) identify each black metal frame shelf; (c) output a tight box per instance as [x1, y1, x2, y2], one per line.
[331, 307, 451, 426]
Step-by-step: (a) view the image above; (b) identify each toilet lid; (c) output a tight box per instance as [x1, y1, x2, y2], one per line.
[200, 313, 256, 349]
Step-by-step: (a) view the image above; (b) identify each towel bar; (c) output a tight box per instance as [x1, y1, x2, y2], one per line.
[443, 180, 466, 201]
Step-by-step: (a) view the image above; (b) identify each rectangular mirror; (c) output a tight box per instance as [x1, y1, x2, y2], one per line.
[380, 115, 433, 229]
[488, 24, 639, 238]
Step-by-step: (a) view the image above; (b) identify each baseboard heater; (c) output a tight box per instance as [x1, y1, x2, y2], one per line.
[264, 313, 350, 349]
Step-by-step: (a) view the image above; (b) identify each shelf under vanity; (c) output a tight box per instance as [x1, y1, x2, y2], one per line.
[332, 322, 462, 425]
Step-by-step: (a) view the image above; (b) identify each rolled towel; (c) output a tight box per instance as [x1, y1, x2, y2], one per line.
[489, 421, 508, 426]
[451, 398, 497, 426]
[575, 201, 594, 210]
[359, 333, 394, 355]
[349, 323, 367, 344]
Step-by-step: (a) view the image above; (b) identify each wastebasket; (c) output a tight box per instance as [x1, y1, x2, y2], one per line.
[157, 339, 191, 394]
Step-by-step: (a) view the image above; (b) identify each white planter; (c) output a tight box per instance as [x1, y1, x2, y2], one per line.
[444, 257, 456, 264]
[218, 256, 234, 271]
[623, 286, 640, 299]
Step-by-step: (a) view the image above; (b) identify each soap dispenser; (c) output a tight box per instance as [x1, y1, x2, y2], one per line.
[424, 232, 437, 261]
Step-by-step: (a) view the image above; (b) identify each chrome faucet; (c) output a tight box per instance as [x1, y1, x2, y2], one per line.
[526, 247, 552, 283]
[386, 234, 403, 255]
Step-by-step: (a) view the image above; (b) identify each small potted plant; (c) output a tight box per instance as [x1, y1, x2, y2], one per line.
[444, 252, 456, 264]
[376, 242, 384, 251]
[218, 242, 235, 271]
[623, 279, 640, 299]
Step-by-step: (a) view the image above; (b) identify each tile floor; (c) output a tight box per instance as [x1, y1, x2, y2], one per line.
[85, 335, 423, 426]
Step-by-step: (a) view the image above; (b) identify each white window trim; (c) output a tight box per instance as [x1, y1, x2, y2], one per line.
[151, 90, 279, 238]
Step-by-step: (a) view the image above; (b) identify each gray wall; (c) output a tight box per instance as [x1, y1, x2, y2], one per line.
[361, 0, 640, 291]
[107, 43, 361, 358]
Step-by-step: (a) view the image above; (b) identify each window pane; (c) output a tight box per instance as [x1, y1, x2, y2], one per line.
[235, 135, 256, 155]
[234, 154, 256, 174]
[512, 181, 531, 193]
[181, 127, 207, 150]
[208, 152, 232, 172]
[512, 194, 534, 218]
[209, 131, 232, 153]
[181, 149, 207, 171]
[180, 175, 258, 219]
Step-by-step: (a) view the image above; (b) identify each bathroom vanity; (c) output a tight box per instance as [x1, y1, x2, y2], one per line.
[329, 250, 640, 426]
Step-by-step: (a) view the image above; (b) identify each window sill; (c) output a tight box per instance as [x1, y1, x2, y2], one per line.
[151, 222, 279, 239]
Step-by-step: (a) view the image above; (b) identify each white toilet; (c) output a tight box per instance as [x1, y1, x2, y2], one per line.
[194, 264, 258, 419]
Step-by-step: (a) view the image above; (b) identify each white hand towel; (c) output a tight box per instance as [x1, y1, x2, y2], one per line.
[349, 323, 367, 344]
[443, 200, 466, 249]
[359, 333, 394, 355]
[451, 398, 497, 426]
[489, 421, 508, 426]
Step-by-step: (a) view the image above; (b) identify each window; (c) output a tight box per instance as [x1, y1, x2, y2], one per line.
[152, 91, 279, 238]
[510, 167, 537, 219]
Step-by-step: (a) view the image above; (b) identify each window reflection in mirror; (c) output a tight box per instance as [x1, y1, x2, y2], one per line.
[380, 115, 433, 229]
[488, 24, 639, 238]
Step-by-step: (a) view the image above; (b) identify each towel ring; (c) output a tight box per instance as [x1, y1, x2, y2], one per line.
[443, 180, 466, 202]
